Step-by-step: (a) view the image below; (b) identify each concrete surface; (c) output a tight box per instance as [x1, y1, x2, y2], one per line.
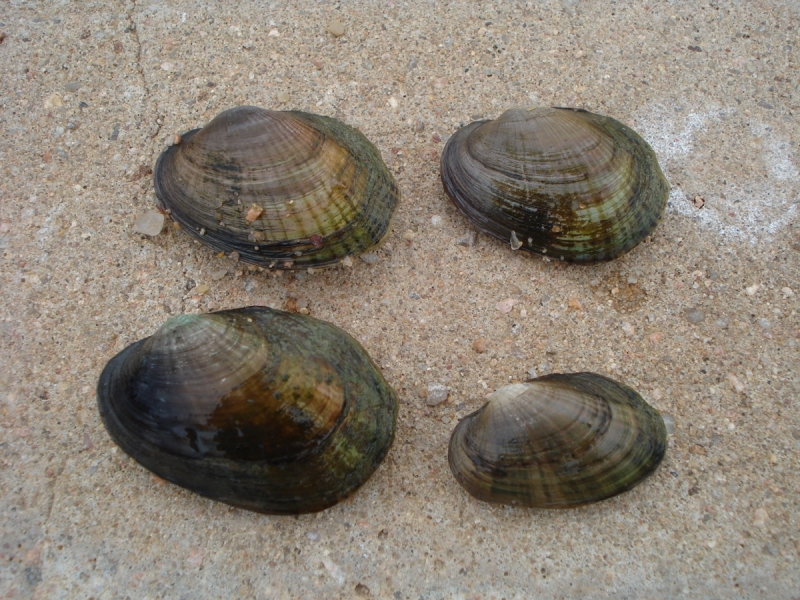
[1, 0, 798, 598]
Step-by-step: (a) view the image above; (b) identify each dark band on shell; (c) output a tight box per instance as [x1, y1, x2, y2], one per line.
[96, 307, 398, 514]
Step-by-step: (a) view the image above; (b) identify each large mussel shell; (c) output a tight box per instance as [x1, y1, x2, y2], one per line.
[448, 372, 667, 508]
[154, 106, 399, 269]
[96, 307, 398, 514]
[440, 107, 668, 263]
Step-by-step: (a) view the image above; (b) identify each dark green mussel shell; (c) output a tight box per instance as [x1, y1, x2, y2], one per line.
[448, 373, 667, 508]
[440, 107, 668, 263]
[97, 307, 398, 514]
[154, 106, 399, 269]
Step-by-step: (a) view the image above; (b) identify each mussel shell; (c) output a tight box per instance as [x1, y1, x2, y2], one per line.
[440, 107, 668, 263]
[448, 373, 667, 508]
[96, 307, 398, 514]
[154, 106, 399, 269]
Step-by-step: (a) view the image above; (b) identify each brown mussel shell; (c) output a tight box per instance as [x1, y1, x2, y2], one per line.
[440, 107, 669, 263]
[448, 372, 667, 508]
[154, 106, 399, 269]
[96, 307, 398, 514]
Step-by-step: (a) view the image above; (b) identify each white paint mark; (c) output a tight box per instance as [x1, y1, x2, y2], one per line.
[667, 186, 797, 245]
[667, 188, 744, 241]
[637, 103, 799, 244]
[322, 558, 345, 585]
[750, 122, 799, 182]
[636, 104, 732, 161]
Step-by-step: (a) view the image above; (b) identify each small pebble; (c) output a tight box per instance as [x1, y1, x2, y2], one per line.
[276, 91, 290, 104]
[496, 298, 517, 313]
[246, 205, 263, 222]
[211, 269, 228, 281]
[133, 210, 165, 236]
[621, 322, 635, 336]
[688, 444, 707, 456]
[342, 255, 354, 267]
[568, 297, 582, 311]
[195, 283, 209, 295]
[727, 373, 745, 393]
[430, 215, 443, 227]
[44, 93, 63, 109]
[684, 308, 705, 324]
[360, 252, 379, 265]
[426, 383, 448, 406]
[745, 283, 760, 296]
[781, 286, 794, 298]
[458, 230, 477, 247]
[173, 133, 182, 146]
[472, 338, 487, 353]
[753, 508, 768, 527]
[388, 96, 399, 108]
[661, 414, 675, 435]
[327, 20, 345, 37]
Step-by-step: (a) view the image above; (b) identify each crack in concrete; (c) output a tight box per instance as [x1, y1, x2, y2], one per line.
[127, 0, 162, 139]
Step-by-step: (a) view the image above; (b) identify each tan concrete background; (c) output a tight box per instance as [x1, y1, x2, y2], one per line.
[1, 0, 798, 597]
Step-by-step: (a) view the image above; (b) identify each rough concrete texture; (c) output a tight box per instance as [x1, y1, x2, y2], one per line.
[1, 0, 798, 598]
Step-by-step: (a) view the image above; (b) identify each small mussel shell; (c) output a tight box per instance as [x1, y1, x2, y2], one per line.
[154, 106, 399, 269]
[440, 107, 668, 263]
[448, 373, 667, 508]
[96, 307, 398, 514]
